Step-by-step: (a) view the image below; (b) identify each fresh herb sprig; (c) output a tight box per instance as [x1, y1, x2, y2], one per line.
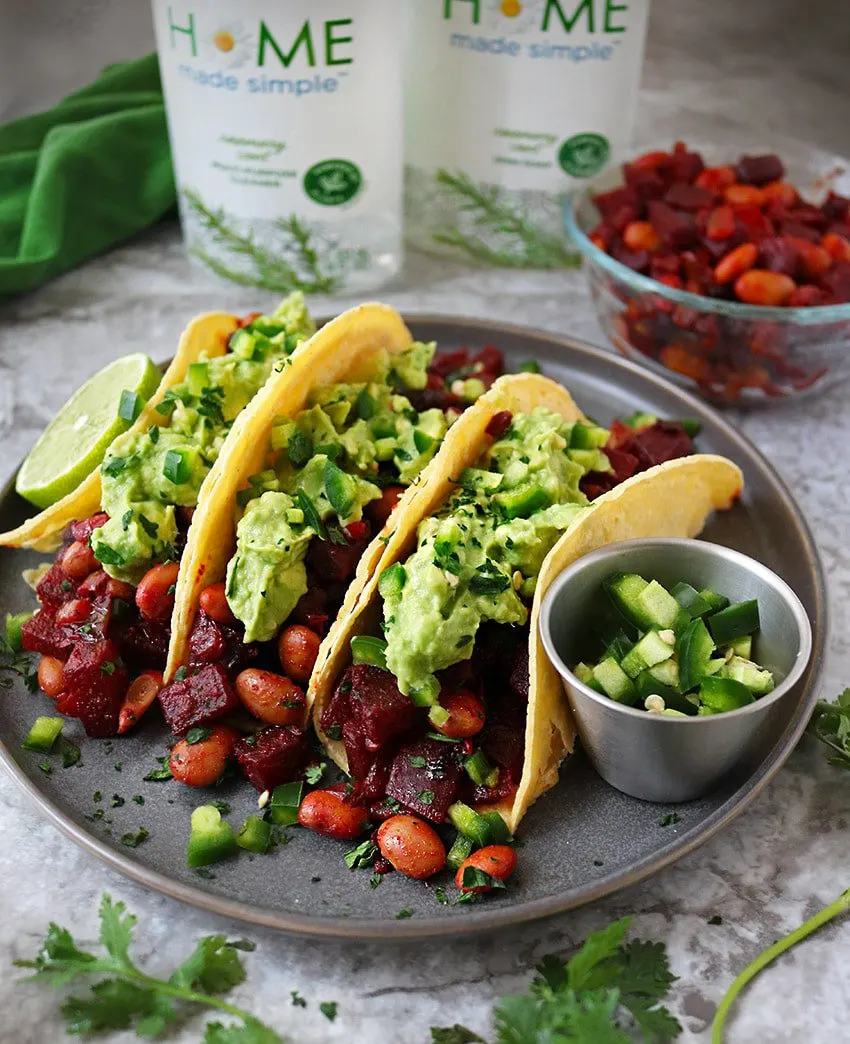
[432, 916, 681, 1043]
[184, 188, 338, 295]
[432, 169, 580, 270]
[15, 895, 282, 1042]
[808, 689, 850, 768]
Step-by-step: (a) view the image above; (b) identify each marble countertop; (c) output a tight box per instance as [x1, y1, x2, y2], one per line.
[3, 1, 850, 1041]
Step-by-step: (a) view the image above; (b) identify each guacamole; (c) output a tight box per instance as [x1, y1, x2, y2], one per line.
[92, 294, 315, 582]
[226, 342, 454, 643]
[382, 408, 608, 702]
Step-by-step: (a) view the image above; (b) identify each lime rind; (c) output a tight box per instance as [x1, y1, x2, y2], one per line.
[15, 353, 161, 509]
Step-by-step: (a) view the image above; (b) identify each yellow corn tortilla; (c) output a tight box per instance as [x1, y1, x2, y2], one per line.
[0, 311, 241, 552]
[165, 302, 417, 682]
[310, 374, 743, 833]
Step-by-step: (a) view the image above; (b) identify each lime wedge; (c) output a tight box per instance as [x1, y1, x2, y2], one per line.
[16, 353, 162, 509]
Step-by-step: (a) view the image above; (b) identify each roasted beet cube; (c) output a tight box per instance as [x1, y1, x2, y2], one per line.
[347, 664, 420, 751]
[234, 725, 309, 791]
[623, 164, 666, 201]
[430, 348, 470, 379]
[20, 608, 73, 658]
[667, 147, 704, 184]
[592, 184, 639, 220]
[509, 641, 530, 702]
[664, 183, 714, 211]
[59, 638, 127, 737]
[630, 421, 693, 468]
[480, 708, 526, 783]
[821, 262, 850, 303]
[118, 617, 171, 670]
[188, 611, 226, 665]
[320, 669, 353, 733]
[36, 562, 80, 608]
[158, 663, 239, 735]
[307, 522, 371, 583]
[647, 202, 697, 250]
[342, 719, 374, 780]
[385, 737, 461, 823]
[735, 154, 784, 185]
[472, 344, 504, 377]
[70, 513, 109, 544]
[758, 237, 800, 278]
[611, 245, 650, 273]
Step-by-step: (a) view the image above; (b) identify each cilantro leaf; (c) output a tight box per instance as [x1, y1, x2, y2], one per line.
[319, 1001, 338, 1022]
[203, 1017, 284, 1043]
[305, 762, 326, 785]
[98, 895, 136, 967]
[808, 690, 850, 769]
[170, 935, 247, 995]
[61, 979, 176, 1036]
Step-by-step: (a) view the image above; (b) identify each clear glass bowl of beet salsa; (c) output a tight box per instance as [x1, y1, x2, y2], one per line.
[563, 138, 850, 405]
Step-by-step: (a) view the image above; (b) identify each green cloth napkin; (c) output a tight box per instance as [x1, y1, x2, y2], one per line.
[0, 54, 174, 296]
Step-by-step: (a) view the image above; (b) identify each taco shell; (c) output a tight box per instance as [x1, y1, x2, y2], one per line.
[0, 312, 240, 552]
[165, 302, 416, 682]
[310, 373, 743, 833]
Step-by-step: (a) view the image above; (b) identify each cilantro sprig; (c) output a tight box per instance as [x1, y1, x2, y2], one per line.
[1, 612, 38, 692]
[808, 689, 850, 768]
[14, 895, 282, 1042]
[431, 916, 681, 1044]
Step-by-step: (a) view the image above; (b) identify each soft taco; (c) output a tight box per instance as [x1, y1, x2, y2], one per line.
[6, 292, 318, 736]
[309, 373, 743, 835]
[158, 304, 507, 793]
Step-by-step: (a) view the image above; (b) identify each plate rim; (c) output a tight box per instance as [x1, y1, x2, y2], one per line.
[0, 314, 828, 940]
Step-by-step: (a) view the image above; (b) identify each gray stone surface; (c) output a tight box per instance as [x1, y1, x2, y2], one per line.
[3, 1, 850, 1041]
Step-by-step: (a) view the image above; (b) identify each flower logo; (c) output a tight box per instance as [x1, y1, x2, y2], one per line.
[204, 21, 254, 68]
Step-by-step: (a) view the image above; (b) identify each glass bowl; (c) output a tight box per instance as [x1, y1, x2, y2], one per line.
[563, 138, 850, 405]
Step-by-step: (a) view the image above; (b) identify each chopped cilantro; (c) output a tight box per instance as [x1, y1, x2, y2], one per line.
[395, 908, 414, 920]
[659, 812, 681, 827]
[120, 827, 149, 848]
[319, 1001, 338, 1022]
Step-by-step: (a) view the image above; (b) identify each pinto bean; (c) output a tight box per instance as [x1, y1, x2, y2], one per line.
[118, 670, 164, 734]
[277, 626, 321, 684]
[235, 668, 305, 725]
[376, 815, 446, 880]
[733, 269, 796, 306]
[623, 221, 661, 253]
[297, 787, 369, 840]
[455, 845, 518, 892]
[135, 561, 180, 621]
[432, 690, 486, 739]
[169, 725, 237, 787]
[723, 184, 765, 207]
[714, 243, 758, 285]
[61, 541, 97, 579]
[38, 656, 65, 698]
[199, 582, 235, 624]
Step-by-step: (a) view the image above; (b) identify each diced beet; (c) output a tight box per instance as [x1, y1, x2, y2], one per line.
[158, 663, 239, 735]
[358, 746, 395, 803]
[347, 663, 420, 751]
[820, 262, 850, 303]
[21, 608, 73, 658]
[70, 513, 109, 544]
[733, 205, 774, 243]
[664, 183, 714, 211]
[55, 598, 93, 626]
[36, 562, 80, 608]
[216, 620, 261, 675]
[188, 611, 226, 664]
[780, 219, 821, 244]
[292, 587, 329, 634]
[472, 344, 504, 376]
[509, 640, 530, 702]
[629, 421, 693, 468]
[118, 617, 171, 670]
[623, 165, 666, 201]
[787, 203, 829, 231]
[385, 737, 461, 823]
[668, 148, 704, 184]
[592, 184, 639, 221]
[480, 707, 525, 782]
[758, 237, 800, 278]
[430, 348, 470, 379]
[84, 594, 113, 641]
[307, 521, 371, 583]
[77, 570, 110, 597]
[407, 374, 465, 414]
[320, 669, 353, 732]
[611, 244, 649, 273]
[736, 154, 784, 185]
[647, 202, 697, 250]
[234, 725, 309, 791]
[342, 719, 374, 780]
[59, 638, 127, 737]
[823, 192, 850, 221]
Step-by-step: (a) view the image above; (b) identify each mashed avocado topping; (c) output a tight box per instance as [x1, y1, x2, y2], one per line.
[92, 294, 315, 582]
[226, 341, 460, 643]
[382, 408, 606, 702]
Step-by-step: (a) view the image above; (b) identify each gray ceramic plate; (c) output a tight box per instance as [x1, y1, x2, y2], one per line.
[0, 317, 826, 939]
